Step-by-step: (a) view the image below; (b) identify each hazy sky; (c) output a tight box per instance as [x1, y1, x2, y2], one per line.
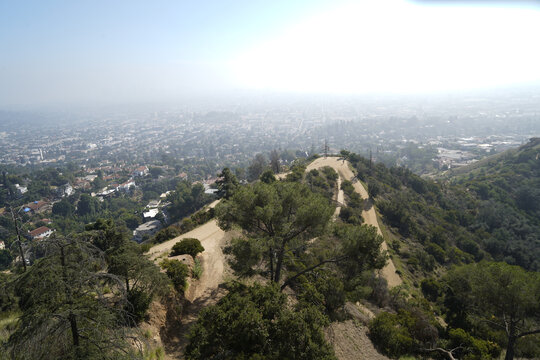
[1, 0, 540, 106]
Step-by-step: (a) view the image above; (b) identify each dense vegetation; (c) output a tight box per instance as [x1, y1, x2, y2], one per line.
[340, 140, 540, 359]
[190, 164, 391, 359]
[0, 220, 174, 359]
[343, 139, 540, 274]
[186, 283, 336, 360]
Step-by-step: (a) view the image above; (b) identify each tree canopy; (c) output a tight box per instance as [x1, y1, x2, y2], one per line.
[216, 181, 334, 284]
[10, 236, 142, 359]
[445, 261, 540, 360]
[185, 283, 336, 360]
[215, 167, 238, 199]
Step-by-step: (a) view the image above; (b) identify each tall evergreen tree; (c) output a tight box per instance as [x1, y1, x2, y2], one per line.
[10, 236, 142, 359]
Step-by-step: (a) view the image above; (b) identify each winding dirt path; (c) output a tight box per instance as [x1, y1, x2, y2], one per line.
[147, 206, 228, 358]
[306, 157, 402, 288]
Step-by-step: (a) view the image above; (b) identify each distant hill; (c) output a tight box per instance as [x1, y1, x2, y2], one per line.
[448, 137, 540, 177]
[345, 139, 540, 276]
[446, 137, 540, 268]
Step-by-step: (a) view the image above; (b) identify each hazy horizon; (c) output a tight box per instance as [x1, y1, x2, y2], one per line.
[2, 0, 540, 107]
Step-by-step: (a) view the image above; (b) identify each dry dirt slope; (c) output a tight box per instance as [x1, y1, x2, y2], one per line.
[326, 320, 390, 360]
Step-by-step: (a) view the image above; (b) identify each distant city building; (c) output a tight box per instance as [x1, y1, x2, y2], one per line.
[117, 180, 135, 192]
[74, 178, 92, 189]
[146, 200, 161, 209]
[96, 188, 116, 198]
[160, 191, 171, 199]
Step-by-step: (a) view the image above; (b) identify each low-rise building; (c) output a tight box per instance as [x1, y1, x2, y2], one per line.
[56, 183, 74, 197]
[147, 200, 161, 208]
[23, 200, 51, 214]
[73, 178, 91, 189]
[132, 166, 149, 177]
[143, 208, 159, 220]
[117, 180, 135, 192]
[29, 226, 54, 240]
[15, 183, 28, 194]
[133, 220, 162, 243]
[160, 191, 171, 199]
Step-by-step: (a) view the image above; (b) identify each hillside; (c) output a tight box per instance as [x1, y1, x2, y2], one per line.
[2, 148, 539, 360]
[343, 139, 540, 276]
[447, 138, 540, 270]
[339, 145, 540, 359]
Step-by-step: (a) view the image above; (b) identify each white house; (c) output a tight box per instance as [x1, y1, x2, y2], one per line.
[132, 166, 149, 177]
[56, 183, 74, 197]
[15, 184, 28, 194]
[143, 208, 159, 220]
[117, 180, 136, 192]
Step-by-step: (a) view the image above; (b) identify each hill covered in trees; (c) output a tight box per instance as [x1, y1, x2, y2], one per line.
[345, 137, 540, 275]
[340, 139, 540, 359]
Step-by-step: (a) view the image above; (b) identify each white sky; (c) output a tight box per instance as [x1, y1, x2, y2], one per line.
[230, 0, 540, 94]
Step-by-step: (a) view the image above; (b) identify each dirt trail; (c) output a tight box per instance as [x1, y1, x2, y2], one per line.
[325, 320, 390, 360]
[306, 157, 402, 288]
[147, 211, 228, 358]
[334, 176, 344, 218]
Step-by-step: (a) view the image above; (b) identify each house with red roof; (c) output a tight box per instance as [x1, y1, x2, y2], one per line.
[22, 200, 51, 214]
[29, 226, 54, 240]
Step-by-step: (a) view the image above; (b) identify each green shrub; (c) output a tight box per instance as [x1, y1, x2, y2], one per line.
[448, 328, 501, 360]
[192, 258, 203, 279]
[160, 259, 189, 293]
[179, 218, 194, 232]
[339, 206, 363, 225]
[152, 226, 180, 244]
[140, 243, 152, 253]
[126, 289, 153, 324]
[223, 237, 263, 277]
[185, 283, 335, 360]
[420, 278, 442, 302]
[425, 242, 446, 264]
[171, 238, 204, 258]
[0, 250, 13, 271]
[369, 309, 438, 358]
[369, 312, 414, 358]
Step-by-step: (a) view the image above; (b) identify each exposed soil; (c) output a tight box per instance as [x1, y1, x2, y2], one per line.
[325, 320, 390, 360]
